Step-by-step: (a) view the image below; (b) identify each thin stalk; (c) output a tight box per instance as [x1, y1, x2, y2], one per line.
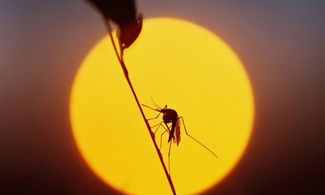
[105, 21, 177, 195]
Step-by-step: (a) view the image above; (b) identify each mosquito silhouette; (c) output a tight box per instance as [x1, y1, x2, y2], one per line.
[142, 103, 218, 174]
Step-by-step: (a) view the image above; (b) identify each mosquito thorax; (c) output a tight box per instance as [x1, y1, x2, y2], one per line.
[162, 109, 178, 123]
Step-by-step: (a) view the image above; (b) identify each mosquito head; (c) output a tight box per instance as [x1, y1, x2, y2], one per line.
[160, 105, 168, 112]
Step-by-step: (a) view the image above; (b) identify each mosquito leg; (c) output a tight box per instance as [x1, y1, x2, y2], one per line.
[179, 116, 218, 158]
[146, 113, 161, 121]
[151, 121, 164, 134]
[142, 104, 162, 120]
[158, 124, 170, 149]
[168, 141, 172, 175]
[160, 129, 168, 149]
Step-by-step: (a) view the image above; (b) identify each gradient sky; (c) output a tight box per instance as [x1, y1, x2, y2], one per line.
[0, 0, 324, 194]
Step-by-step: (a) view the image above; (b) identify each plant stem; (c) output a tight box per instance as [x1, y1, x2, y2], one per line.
[105, 22, 177, 195]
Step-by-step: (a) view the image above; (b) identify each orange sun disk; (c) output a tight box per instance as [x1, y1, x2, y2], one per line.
[70, 17, 254, 195]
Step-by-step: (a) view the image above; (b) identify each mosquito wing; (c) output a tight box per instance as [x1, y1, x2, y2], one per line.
[173, 118, 181, 145]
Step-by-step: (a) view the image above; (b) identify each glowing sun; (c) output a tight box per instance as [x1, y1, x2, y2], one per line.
[70, 18, 254, 194]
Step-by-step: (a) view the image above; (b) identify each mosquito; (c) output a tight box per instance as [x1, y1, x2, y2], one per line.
[142, 103, 218, 174]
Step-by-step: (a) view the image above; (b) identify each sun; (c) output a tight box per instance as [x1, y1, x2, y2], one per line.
[70, 18, 254, 194]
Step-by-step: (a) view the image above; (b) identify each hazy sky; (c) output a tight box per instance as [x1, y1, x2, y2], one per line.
[0, 0, 324, 194]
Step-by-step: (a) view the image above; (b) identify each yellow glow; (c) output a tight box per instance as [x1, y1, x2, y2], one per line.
[70, 18, 254, 194]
